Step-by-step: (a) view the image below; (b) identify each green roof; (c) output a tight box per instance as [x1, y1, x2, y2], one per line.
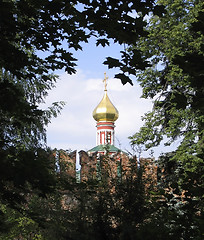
[88, 144, 121, 153]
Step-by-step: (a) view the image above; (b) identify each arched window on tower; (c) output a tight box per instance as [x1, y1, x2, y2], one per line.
[106, 131, 111, 144]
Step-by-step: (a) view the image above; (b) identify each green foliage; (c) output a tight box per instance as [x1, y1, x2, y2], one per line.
[149, 152, 204, 240]
[0, 204, 45, 240]
[0, 68, 62, 208]
[0, 152, 202, 240]
[0, 0, 165, 83]
[128, 0, 204, 238]
[130, 0, 204, 166]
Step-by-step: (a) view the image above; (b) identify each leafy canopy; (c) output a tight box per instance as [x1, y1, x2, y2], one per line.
[129, 0, 204, 158]
[0, 0, 164, 84]
[129, 1, 204, 231]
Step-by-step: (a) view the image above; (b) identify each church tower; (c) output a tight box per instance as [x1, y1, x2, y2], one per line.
[88, 73, 121, 155]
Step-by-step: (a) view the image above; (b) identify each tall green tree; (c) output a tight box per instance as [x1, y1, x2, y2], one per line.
[129, 0, 204, 238]
[0, 69, 60, 211]
[130, 0, 204, 150]
[130, 0, 204, 183]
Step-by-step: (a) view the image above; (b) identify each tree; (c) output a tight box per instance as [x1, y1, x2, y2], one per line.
[130, 0, 204, 183]
[130, 0, 204, 148]
[0, 69, 61, 206]
[0, 204, 44, 240]
[129, 0, 204, 238]
[0, 0, 164, 83]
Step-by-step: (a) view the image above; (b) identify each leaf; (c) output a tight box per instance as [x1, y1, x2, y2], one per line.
[153, 5, 166, 17]
[115, 73, 133, 85]
[103, 57, 121, 68]
[96, 38, 110, 47]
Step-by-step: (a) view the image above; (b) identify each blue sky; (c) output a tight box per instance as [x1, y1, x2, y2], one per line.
[42, 39, 178, 159]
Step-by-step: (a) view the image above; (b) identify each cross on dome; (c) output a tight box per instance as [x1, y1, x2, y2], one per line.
[93, 73, 119, 122]
[103, 72, 108, 91]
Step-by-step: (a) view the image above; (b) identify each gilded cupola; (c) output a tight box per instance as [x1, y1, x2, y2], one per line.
[93, 73, 119, 122]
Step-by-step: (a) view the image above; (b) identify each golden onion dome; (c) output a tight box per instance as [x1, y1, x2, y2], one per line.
[93, 90, 119, 122]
